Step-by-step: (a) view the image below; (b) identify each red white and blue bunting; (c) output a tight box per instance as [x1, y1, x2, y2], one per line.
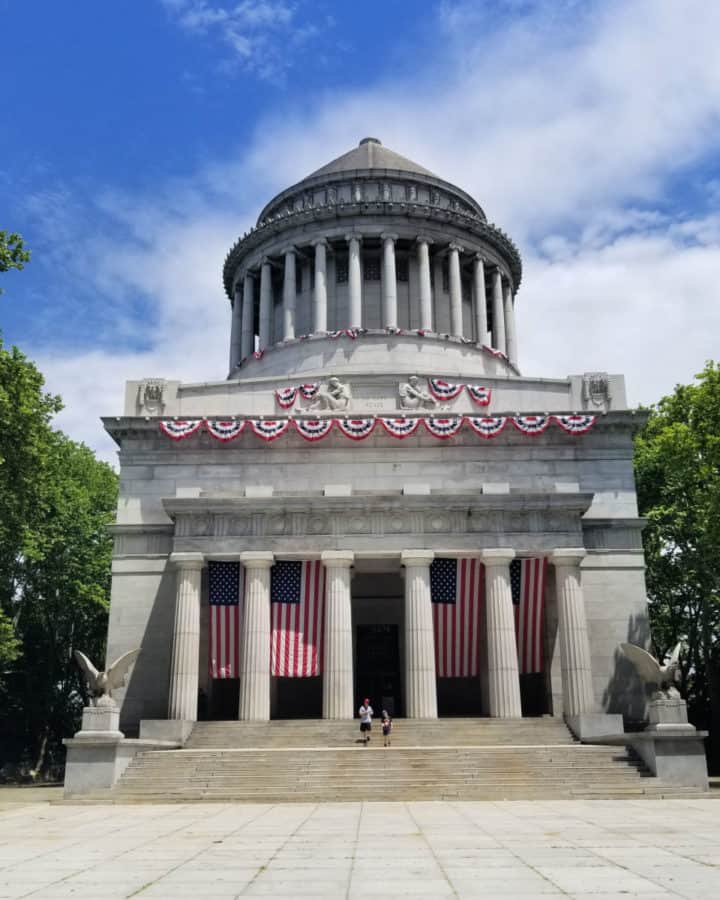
[466, 385, 492, 406]
[159, 414, 596, 443]
[275, 382, 319, 408]
[428, 379, 492, 406]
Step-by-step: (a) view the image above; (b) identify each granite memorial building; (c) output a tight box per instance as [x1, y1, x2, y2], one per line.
[106, 138, 648, 737]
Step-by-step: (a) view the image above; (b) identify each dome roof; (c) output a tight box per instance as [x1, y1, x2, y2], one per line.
[306, 137, 436, 180]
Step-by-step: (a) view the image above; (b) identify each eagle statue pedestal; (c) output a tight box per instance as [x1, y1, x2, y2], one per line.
[647, 695, 694, 732]
[74, 699, 124, 741]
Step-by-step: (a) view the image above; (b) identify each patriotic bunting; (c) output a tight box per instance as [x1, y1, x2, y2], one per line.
[275, 387, 298, 409]
[293, 419, 334, 441]
[206, 419, 246, 441]
[428, 378, 464, 401]
[482, 344, 508, 360]
[552, 414, 596, 434]
[423, 416, 463, 439]
[159, 419, 204, 440]
[465, 416, 508, 438]
[431, 558, 483, 678]
[466, 385, 491, 406]
[512, 415, 550, 435]
[335, 418, 376, 440]
[329, 328, 359, 339]
[249, 419, 290, 441]
[271, 560, 325, 677]
[511, 557, 547, 675]
[299, 383, 319, 400]
[209, 561, 242, 679]
[380, 417, 421, 438]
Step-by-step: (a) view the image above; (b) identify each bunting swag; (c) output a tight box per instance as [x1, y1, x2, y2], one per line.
[271, 560, 325, 677]
[159, 414, 597, 442]
[431, 558, 483, 678]
[466, 385, 491, 406]
[275, 383, 319, 408]
[428, 378, 464, 401]
[209, 561, 243, 679]
[510, 557, 547, 675]
[159, 419, 203, 440]
[299, 383, 319, 400]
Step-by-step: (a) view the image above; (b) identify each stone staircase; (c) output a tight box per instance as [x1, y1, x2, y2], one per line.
[106, 718, 703, 802]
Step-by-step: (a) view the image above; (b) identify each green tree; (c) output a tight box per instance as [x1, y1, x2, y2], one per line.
[634, 361, 720, 769]
[0, 231, 30, 293]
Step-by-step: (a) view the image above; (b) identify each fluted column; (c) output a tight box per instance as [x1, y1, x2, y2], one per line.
[491, 268, 506, 354]
[483, 549, 522, 718]
[238, 551, 274, 721]
[168, 552, 204, 721]
[282, 248, 296, 341]
[473, 255, 488, 345]
[313, 239, 328, 333]
[416, 237, 433, 331]
[504, 281, 518, 367]
[551, 549, 595, 717]
[321, 551, 354, 719]
[381, 233, 398, 330]
[401, 550, 438, 718]
[241, 271, 255, 361]
[258, 258, 272, 350]
[229, 283, 242, 371]
[448, 243, 463, 336]
[346, 235, 362, 329]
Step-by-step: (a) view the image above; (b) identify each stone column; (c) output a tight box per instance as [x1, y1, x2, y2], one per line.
[238, 551, 274, 721]
[491, 268, 506, 354]
[229, 282, 242, 371]
[321, 551, 354, 719]
[282, 247, 296, 341]
[473, 255, 488, 345]
[346, 235, 362, 329]
[313, 239, 328, 333]
[416, 237, 433, 331]
[504, 280, 518, 367]
[401, 550, 438, 719]
[551, 549, 595, 718]
[241, 271, 255, 361]
[167, 552, 205, 721]
[258, 258, 273, 350]
[448, 243, 463, 336]
[483, 549, 522, 718]
[381, 233, 398, 330]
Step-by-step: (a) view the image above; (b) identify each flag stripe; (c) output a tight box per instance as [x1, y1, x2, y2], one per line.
[271, 560, 325, 677]
[431, 558, 482, 678]
[512, 557, 547, 674]
[208, 562, 242, 679]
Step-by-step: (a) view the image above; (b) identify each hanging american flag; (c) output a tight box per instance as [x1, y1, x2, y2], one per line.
[510, 557, 547, 674]
[271, 560, 326, 677]
[208, 561, 243, 679]
[430, 558, 483, 677]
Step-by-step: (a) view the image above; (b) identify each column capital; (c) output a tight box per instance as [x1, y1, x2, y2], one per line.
[243, 270, 256, 282]
[233, 280, 243, 294]
[240, 551, 274, 569]
[448, 242, 465, 254]
[381, 232, 399, 242]
[169, 552, 205, 570]
[401, 550, 434, 567]
[312, 237, 329, 248]
[482, 548, 515, 567]
[473, 253, 486, 264]
[321, 551, 354, 568]
[550, 548, 586, 567]
[282, 245, 297, 257]
[345, 233, 363, 244]
[416, 235, 434, 246]
[260, 256, 273, 268]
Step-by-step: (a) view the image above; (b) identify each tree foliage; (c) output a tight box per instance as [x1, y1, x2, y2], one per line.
[0, 231, 30, 293]
[0, 337, 118, 777]
[634, 361, 720, 766]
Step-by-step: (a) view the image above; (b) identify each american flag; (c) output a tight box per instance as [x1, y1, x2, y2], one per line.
[208, 561, 243, 679]
[510, 557, 547, 674]
[431, 558, 483, 677]
[271, 560, 325, 677]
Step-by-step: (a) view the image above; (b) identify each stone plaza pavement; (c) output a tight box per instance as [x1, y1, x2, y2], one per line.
[0, 797, 719, 899]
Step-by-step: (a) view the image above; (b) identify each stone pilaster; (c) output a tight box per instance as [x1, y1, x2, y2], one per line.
[401, 550, 438, 719]
[346, 235, 362, 329]
[258, 258, 273, 349]
[229, 283, 242, 371]
[282, 247, 296, 341]
[167, 552, 204, 721]
[416, 237, 433, 331]
[321, 551, 354, 719]
[504, 280, 518, 367]
[313, 239, 328, 333]
[241, 271, 255, 361]
[448, 243, 463, 336]
[483, 549, 522, 718]
[551, 549, 595, 717]
[491, 267, 506, 354]
[381, 233, 398, 330]
[473, 255, 488, 344]
[238, 551, 274, 721]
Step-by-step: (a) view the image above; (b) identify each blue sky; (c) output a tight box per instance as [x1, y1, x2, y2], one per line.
[2, 0, 720, 462]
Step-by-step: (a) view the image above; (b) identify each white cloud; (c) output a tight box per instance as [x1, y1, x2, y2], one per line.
[26, 0, 720, 460]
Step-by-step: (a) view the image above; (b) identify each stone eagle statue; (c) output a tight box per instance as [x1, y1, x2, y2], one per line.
[74, 649, 140, 706]
[619, 642, 683, 699]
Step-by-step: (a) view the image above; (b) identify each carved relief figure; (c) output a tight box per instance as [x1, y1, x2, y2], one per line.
[137, 379, 165, 415]
[399, 375, 437, 409]
[583, 371, 611, 412]
[309, 376, 351, 411]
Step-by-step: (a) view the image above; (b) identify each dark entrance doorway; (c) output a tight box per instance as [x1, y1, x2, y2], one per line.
[208, 679, 239, 719]
[272, 676, 322, 718]
[355, 624, 402, 717]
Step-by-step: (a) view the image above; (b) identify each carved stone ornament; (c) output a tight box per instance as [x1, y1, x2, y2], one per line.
[308, 376, 351, 411]
[74, 649, 141, 707]
[583, 371, 611, 412]
[399, 375, 438, 409]
[137, 379, 165, 416]
[619, 642, 683, 700]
